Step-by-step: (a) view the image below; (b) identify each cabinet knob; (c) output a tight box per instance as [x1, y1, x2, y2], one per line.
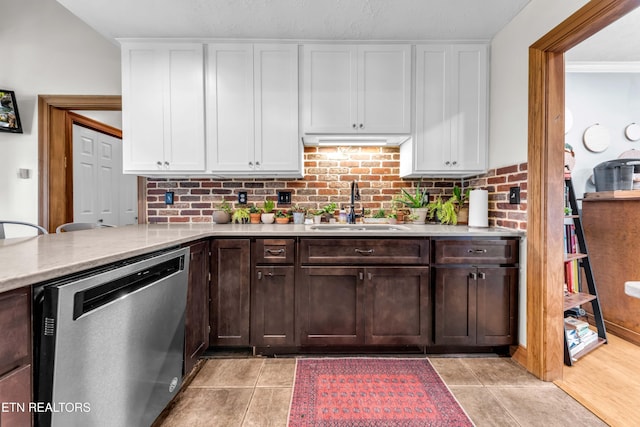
[452, 161, 457, 166]
[164, 161, 170, 169]
[359, 124, 364, 129]
[445, 161, 451, 166]
[156, 161, 162, 168]
[249, 161, 253, 168]
[352, 124, 357, 129]
[255, 161, 261, 168]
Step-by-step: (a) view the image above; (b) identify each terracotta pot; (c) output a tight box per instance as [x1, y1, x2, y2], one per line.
[275, 217, 290, 224]
[250, 213, 261, 224]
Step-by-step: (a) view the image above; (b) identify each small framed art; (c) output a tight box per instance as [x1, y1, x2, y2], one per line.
[0, 90, 23, 133]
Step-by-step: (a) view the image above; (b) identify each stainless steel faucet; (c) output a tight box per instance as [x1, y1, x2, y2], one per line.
[348, 180, 361, 224]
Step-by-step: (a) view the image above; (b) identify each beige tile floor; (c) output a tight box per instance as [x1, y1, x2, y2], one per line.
[155, 356, 606, 427]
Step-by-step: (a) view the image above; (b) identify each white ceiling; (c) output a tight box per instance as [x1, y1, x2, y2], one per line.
[56, 0, 531, 42]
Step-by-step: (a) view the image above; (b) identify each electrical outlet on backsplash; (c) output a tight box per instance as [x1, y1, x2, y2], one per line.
[145, 147, 528, 231]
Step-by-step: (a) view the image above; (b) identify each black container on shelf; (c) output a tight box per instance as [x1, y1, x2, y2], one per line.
[593, 159, 640, 191]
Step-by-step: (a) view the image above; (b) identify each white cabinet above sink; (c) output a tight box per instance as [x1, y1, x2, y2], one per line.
[302, 44, 412, 136]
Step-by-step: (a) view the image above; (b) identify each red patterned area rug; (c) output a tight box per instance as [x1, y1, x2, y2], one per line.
[288, 358, 474, 427]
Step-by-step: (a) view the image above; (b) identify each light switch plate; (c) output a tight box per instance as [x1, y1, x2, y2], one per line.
[278, 191, 291, 204]
[509, 187, 520, 204]
[165, 191, 174, 205]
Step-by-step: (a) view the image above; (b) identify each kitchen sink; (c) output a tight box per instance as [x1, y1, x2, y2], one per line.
[307, 224, 411, 232]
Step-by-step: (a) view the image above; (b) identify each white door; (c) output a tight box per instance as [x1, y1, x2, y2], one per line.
[358, 45, 411, 133]
[73, 124, 138, 226]
[303, 44, 358, 134]
[415, 44, 450, 172]
[254, 44, 300, 173]
[206, 44, 255, 172]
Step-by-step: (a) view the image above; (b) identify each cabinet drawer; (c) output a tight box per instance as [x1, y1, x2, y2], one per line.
[254, 239, 295, 264]
[300, 239, 429, 265]
[0, 288, 30, 376]
[433, 239, 518, 265]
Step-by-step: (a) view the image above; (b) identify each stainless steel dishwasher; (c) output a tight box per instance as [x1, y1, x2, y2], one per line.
[34, 246, 190, 427]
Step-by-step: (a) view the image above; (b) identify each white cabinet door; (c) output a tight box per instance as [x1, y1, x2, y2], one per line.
[303, 45, 358, 134]
[254, 44, 300, 173]
[303, 44, 411, 135]
[451, 44, 487, 173]
[121, 42, 205, 173]
[358, 45, 411, 133]
[206, 44, 255, 172]
[407, 43, 487, 176]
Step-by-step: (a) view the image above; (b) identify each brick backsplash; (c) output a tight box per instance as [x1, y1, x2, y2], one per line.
[146, 146, 527, 231]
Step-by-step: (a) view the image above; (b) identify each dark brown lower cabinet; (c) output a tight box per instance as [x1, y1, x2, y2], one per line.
[251, 266, 295, 346]
[298, 267, 429, 346]
[0, 287, 31, 427]
[184, 240, 210, 374]
[210, 239, 251, 346]
[365, 267, 429, 346]
[434, 267, 518, 346]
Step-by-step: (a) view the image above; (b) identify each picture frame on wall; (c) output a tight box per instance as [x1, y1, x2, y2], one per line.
[0, 90, 23, 133]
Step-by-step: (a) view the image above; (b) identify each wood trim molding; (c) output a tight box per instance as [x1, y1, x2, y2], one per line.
[38, 95, 122, 232]
[527, 0, 640, 381]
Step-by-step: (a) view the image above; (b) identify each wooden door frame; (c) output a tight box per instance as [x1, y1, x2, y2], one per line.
[527, 0, 640, 381]
[38, 95, 146, 232]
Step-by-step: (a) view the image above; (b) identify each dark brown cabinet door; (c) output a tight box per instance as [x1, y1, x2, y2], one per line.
[433, 267, 477, 346]
[477, 267, 518, 346]
[184, 240, 210, 374]
[0, 287, 31, 427]
[365, 267, 429, 346]
[251, 266, 295, 347]
[210, 239, 251, 346]
[0, 364, 32, 427]
[298, 267, 365, 346]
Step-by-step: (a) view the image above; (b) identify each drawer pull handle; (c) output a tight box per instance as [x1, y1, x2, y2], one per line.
[265, 249, 285, 255]
[355, 248, 374, 256]
[468, 249, 487, 254]
[478, 272, 486, 279]
[257, 271, 262, 280]
[469, 272, 478, 280]
[359, 272, 364, 280]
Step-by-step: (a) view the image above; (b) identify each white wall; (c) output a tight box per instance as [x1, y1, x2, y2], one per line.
[489, 0, 589, 169]
[566, 72, 640, 198]
[0, 0, 121, 230]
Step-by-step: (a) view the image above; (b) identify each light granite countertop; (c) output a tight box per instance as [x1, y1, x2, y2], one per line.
[0, 223, 523, 294]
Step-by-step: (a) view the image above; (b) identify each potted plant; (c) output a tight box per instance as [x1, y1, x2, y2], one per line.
[311, 209, 323, 224]
[452, 185, 471, 225]
[365, 208, 387, 223]
[261, 200, 276, 224]
[249, 204, 262, 224]
[211, 200, 232, 224]
[291, 205, 306, 224]
[274, 210, 290, 224]
[231, 207, 250, 224]
[322, 202, 338, 222]
[387, 212, 398, 225]
[396, 183, 429, 223]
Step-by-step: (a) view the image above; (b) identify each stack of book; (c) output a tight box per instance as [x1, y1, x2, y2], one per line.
[564, 220, 581, 294]
[565, 317, 599, 358]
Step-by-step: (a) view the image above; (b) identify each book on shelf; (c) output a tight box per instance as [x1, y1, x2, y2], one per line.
[565, 316, 589, 331]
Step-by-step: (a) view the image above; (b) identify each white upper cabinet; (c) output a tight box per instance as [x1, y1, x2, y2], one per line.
[121, 42, 205, 173]
[401, 43, 488, 177]
[303, 44, 411, 134]
[206, 43, 301, 176]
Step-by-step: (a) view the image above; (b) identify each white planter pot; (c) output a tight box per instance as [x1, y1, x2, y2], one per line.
[410, 207, 429, 224]
[292, 212, 305, 224]
[261, 213, 275, 224]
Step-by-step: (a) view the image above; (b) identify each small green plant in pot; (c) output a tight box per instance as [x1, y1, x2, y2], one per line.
[249, 204, 262, 224]
[452, 185, 471, 225]
[212, 200, 232, 224]
[291, 205, 306, 224]
[231, 207, 250, 224]
[261, 200, 276, 224]
[427, 185, 471, 225]
[274, 210, 290, 224]
[396, 183, 429, 223]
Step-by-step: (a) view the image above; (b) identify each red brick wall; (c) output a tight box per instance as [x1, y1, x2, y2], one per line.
[145, 146, 527, 230]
